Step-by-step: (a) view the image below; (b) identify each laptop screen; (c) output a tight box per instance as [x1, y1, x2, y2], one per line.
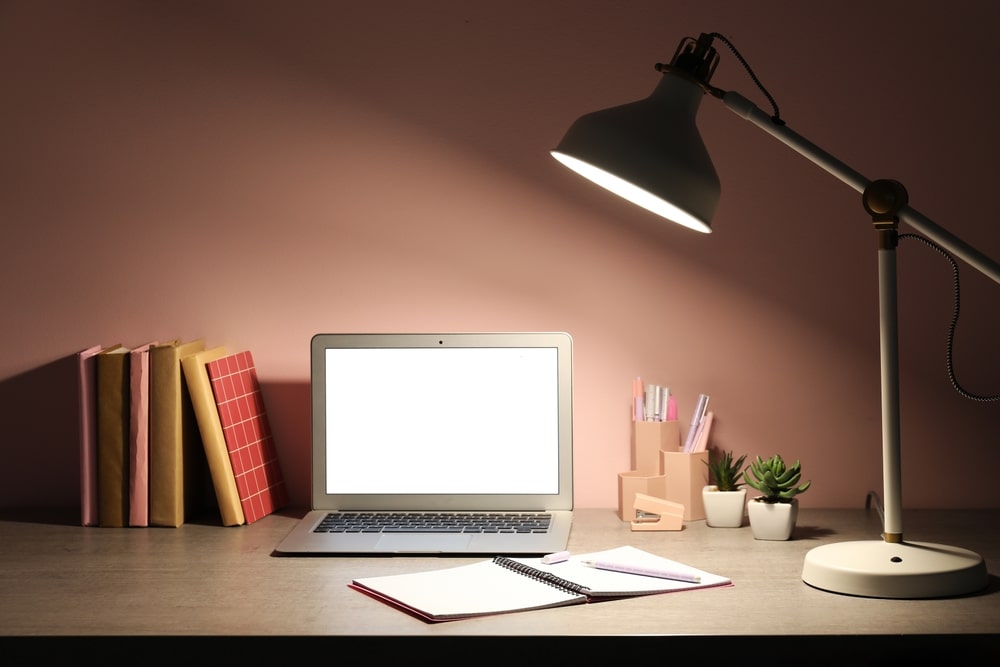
[310, 333, 574, 512]
[325, 346, 559, 495]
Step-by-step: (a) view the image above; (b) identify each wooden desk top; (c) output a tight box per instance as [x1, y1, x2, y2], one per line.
[2, 507, 998, 658]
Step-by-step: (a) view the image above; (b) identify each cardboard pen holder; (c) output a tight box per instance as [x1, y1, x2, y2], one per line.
[617, 420, 708, 522]
[631, 420, 677, 475]
[661, 449, 708, 521]
[617, 420, 678, 521]
[618, 471, 667, 522]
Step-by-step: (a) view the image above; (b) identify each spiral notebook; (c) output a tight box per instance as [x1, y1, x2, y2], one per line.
[349, 545, 732, 622]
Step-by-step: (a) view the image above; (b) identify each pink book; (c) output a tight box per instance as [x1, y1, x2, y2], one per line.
[205, 350, 288, 524]
[128, 342, 156, 527]
[78, 344, 104, 526]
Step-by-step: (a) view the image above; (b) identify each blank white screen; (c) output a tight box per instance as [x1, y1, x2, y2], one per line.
[325, 347, 560, 494]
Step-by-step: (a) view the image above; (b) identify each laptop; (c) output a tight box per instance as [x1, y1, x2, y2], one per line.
[274, 332, 574, 555]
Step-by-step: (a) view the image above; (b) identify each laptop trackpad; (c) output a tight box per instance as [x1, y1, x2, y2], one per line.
[375, 534, 472, 553]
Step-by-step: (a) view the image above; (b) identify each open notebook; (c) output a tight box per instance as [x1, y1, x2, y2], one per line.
[274, 332, 574, 555]
[350, 545, 733, 622]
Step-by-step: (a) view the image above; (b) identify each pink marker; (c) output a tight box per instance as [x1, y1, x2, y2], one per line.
[666, 394, 678, 421]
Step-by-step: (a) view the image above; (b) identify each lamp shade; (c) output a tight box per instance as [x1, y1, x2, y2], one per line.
[551, 72, 720, 233]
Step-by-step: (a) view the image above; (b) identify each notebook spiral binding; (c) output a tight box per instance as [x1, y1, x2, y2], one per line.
[492, 556, 590, 595]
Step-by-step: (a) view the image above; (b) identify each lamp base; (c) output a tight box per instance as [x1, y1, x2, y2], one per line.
[802, 540, 988, 599]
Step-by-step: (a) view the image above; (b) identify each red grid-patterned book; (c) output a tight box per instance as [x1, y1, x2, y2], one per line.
[205, 350, 288, 524]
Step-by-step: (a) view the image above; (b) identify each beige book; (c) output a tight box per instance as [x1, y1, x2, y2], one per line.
[148, 339, 206, 527]
[181, 345, 245, 526]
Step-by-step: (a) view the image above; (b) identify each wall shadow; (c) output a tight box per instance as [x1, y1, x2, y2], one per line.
[0, 355, 79, 516]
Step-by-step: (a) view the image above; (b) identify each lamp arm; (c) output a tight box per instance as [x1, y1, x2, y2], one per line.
[719, 89, 1000, 541]
[720, 91, 1000, 285]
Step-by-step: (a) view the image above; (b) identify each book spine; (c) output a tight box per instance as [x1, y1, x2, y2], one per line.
[78, 345, 103, 526]
[182, 347, 245, 527]
[128, 343, 155, 527]
[97, 348, 130, 527]
[149, 340, 205, 527]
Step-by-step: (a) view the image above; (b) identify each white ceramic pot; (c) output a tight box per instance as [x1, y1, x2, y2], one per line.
[701, 485, 747, 528]
[747, 497, 798, 540]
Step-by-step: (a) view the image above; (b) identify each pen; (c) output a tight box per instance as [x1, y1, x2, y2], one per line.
[632, 377, 644, 422]
[691, 410, 714, 453]
[683, 393, 710, 452]
[580, 559, 702, 583]
[644, 383, 656, 422]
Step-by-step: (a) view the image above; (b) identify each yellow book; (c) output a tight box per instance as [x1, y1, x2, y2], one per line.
[149, 339, 206, 527]
[181, 346, 245, 526]
[96, 344, 129, 527]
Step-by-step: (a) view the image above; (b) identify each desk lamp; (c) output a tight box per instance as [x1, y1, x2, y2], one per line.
[551, 32, 997, 598]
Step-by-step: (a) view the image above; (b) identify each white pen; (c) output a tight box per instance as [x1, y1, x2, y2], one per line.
[581, 559, 702, 583]
[682, 393, 710, 452]
[541, 550, 571, 564]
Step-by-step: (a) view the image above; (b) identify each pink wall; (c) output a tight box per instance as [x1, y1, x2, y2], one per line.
[2, 1, 998, 513]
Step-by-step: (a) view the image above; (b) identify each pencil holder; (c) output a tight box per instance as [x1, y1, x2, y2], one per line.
[631, 420, 679, 474]
[617, 472, 667, 522]
[617, 420, 680, 521]
[661, 450, 709, 521]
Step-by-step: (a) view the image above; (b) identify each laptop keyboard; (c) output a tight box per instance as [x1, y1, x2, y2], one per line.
[314, 511, 552, 534]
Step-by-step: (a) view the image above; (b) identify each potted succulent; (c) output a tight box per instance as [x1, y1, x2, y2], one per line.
[701, 449, 747, 528]
[744, 454, 812, 540]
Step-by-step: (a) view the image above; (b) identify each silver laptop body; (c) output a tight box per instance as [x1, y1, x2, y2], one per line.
[274, 332, 574, 555]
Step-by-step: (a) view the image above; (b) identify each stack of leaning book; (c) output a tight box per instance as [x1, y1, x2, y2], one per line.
[77, 340, 287, 528]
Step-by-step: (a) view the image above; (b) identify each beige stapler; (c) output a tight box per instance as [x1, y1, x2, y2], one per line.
[630, 493, 685, 531]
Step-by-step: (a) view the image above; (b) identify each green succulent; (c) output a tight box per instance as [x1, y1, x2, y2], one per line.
[704, 449, 746, 492]
[744, 454, 811, 503]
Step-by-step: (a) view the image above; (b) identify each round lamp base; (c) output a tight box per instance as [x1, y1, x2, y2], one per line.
[802, 540, 988, 599]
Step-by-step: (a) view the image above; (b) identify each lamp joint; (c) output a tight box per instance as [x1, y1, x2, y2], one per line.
[655, 33, 719, 90]
[863, 179, 908, 227]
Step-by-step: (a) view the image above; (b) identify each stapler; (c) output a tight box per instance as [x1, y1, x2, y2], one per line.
[630, 493, 685, 531]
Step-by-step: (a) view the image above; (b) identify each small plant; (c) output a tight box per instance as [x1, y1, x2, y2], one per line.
[744, 454, 811, 503]
[705, 449, 746, 492]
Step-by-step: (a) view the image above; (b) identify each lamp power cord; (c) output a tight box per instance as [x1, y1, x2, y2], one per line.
[900, 233, 999, 403]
